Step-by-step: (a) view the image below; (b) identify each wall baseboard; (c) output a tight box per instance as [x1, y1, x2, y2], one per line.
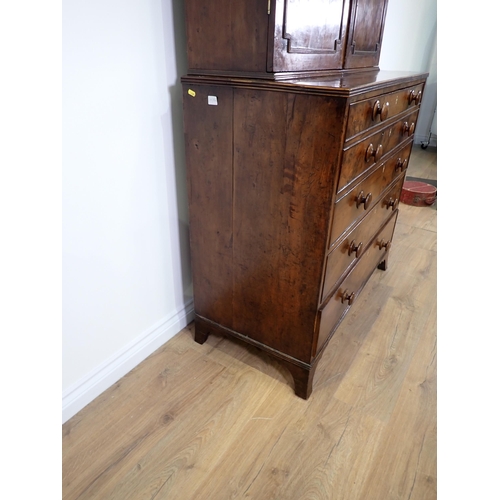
[414, 133, 437, 149]
[62, 300, 195, 424]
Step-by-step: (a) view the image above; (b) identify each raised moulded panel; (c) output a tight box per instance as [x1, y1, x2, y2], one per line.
[270, 0, 349, 73]
[343, 0, 389, 69]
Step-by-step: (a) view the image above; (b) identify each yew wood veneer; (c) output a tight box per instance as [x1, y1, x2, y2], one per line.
[182, 71, 428, 398]
[184, 0, 390, 79]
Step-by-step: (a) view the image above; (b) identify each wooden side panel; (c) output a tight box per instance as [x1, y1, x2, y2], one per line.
[184, 0, 269, 74]
[232, 89, 346, 362]
[182, 84, 234, 327]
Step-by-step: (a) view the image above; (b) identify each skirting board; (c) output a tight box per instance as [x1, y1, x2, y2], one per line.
[62, 300, 195, 424]
[414, 133, 437, 148]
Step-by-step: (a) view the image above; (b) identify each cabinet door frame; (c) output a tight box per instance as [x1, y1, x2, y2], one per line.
[267, 0, 350, 73]
[342, 0, 389, 69]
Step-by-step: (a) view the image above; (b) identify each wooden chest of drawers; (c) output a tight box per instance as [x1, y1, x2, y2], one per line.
[182, 70, 427, 398]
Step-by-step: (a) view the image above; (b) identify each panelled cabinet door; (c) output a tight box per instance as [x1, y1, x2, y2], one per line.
[268, 0, 349, 73]
[343, 0, 389, 69]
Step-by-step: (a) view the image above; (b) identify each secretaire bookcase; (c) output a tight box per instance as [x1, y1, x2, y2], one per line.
[181, 0, 428, 398]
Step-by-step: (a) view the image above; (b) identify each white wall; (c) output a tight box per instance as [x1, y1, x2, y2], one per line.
[380, 0, 437, 146]
[62, 0, 438, 423]
[62, 0, 192, 422]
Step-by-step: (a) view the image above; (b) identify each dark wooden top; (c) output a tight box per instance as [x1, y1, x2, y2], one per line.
[181, 70, 429, 98]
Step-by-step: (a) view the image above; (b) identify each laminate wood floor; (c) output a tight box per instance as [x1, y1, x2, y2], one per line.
[62, 145, 437, 500]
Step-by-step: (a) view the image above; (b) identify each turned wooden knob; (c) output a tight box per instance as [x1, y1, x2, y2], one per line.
[365, 143, 383, 162]
[378, 239, 392, 251]
[355, 191, 372, 210]
[408, 89, 422, 105]
[402, 121, 415, 136]
[372, 100, 389, 121]
[385, 197, 398, 210]
[341, 290, 355, 305]
[395, 158, 408, 172]
[348, 240, 363, 258]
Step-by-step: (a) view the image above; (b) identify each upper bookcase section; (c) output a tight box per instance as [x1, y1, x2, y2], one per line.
[183, 0, 389, 79]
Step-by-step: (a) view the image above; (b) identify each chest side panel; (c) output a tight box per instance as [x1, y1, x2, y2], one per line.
[232, 89, 346, 362]
[182, 84, 235, 328]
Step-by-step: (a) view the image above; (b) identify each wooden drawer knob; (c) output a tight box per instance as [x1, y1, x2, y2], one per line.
[340, 290, 355, 305]
[402, 122, 415, 136]
[395, 158, 408, 172]
[355, 190, 372, 210]
[385, 197, 398, 210]
[378, 240, 392, 251]
[348, 240, 363, 258]
[365, 143, 383, 162]
[408, 89, 422, 105]
[372, 100, 389, 121]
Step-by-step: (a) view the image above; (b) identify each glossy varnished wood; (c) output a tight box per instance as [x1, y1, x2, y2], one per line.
[338, 108, 419, 193]
[270, 0, 348, 73]
[322, 180, 402, 302]
[329, 157, 405, 246]
[231, 89, 345, 362]
[345, 82, 424, 141]
[184, 0, 269, 74]
[184, 0, 391, 78]
[317, 210, 397, 355]
[343, 0, 389, 69]
[182, 72, 426, 397]
[62, 146, 437, 500]
[183, 84, 234, 328]
[183, 81, 348, 366]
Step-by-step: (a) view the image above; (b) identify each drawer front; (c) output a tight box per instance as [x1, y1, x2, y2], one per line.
[338, 108, 419, 193]
[322, 170, 405, 301]
[345, 83, 424, 142]
[329, 161, 406, 247]
[316, 211, 398, 356]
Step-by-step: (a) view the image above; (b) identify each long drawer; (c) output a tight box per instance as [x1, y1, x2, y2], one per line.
[338, 108, 419, 193]
[322, 172, 406, 302]
[345, 83, 424, 142]
[315, 210, 398, 357]
[329, 165, 406, 248]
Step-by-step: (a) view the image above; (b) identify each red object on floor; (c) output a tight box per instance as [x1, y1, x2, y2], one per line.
[400, 180, 437, 207]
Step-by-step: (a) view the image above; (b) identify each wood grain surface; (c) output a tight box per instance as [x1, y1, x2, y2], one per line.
[63, 147, 437, 500]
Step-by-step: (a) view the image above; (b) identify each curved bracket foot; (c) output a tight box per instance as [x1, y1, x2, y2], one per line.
[284, 362, 317, 400]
